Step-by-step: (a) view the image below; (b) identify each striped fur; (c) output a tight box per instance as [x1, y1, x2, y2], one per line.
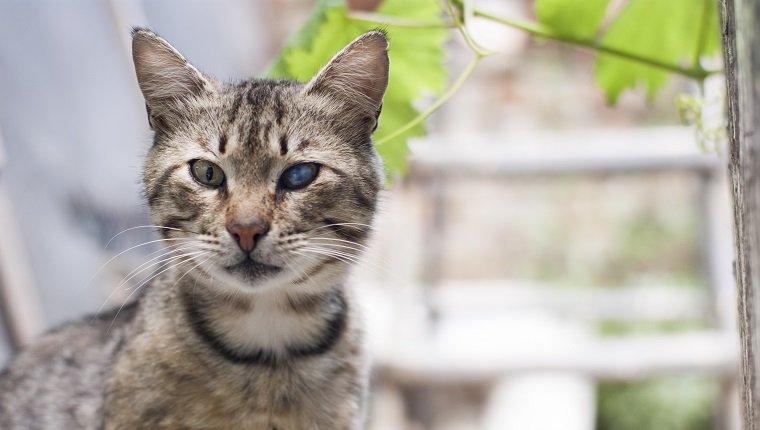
[0, 28, 389, 429]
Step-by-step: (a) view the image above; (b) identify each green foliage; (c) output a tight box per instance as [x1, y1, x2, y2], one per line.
[594, 0, 720, 104]
[267, 0, 448, 178]
[535, 0, 611, 40]
[269, 0, 722, 176]
[534, 0, 720, 104]
[598, 377, 717, 430]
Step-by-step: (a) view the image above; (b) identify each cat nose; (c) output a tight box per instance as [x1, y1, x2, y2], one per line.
[226, 220, 269, 253]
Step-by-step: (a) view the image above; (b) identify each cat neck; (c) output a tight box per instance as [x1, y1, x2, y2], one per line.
[175, 270, 349, 366]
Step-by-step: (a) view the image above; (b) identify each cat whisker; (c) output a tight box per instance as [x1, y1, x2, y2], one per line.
[123, 243, 202, 277]
[81, 237, 207, 293]
[282, 251, 324, 290]
[304, 243, 370, 261]
[184, 255, 219, 310]
[299, 247, 363, 265]
[299, 245, 390, 277]
[306, 222, 372, 234]
[124, 241, 221, 276]
[302, 243, 364, 259]
[141, 242, 191, 260]
[121, 250, 210, 292]
[103, 225, 191, 249]
[290, 248, 343, 272]
[289, 249, 347, 290]
[295, 250, 359, 275]
[290, 253, 345, 300]
[305, 239, 369, 254]
[306, 236, 372, 251]
[305, 237, 393, 269]
[174, 254, 215, 287]
[107, 253, 207, 333]
[92, 245, 205, 317]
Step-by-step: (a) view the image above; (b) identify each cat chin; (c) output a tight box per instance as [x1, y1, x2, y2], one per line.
[196, 258, 342, 299]
[197, 261, 296, 295]
[224, 259, 281, 280]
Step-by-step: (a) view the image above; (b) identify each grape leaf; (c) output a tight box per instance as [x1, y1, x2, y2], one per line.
[536, 0, 612, 40]
[594, 0, 720, 104]
[267, 0, 345, 79]
[267, 0, 448, 178]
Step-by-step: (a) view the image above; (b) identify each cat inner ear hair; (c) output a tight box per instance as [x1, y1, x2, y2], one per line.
[131, 27, 215, 124]
[371, 103, 383, 133]
[303, 30, 390, 123]
[144, 104, 154, 130]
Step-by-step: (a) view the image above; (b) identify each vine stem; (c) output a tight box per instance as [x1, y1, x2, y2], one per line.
[445, 0, 495, 57]
[351, 7, 720, 80]
[376, 56, 480, 145]
[369, 0, 719, 148]
[472, 8, 717, 80]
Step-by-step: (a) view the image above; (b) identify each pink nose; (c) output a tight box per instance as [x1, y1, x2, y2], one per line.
[226, 221, 269, 252]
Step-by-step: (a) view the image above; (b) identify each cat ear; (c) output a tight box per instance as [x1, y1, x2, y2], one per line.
[304, 31, 390, 115]
[131, 28, 214, 117]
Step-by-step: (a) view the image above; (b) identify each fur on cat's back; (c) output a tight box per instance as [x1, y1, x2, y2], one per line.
[0, 27, 389, 430]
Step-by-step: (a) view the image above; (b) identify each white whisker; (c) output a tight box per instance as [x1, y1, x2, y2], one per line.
[282, 250, 323, 290]
[307, 222, 372, 233]
[120, 244, 200, 281]
[305, 240, 368, 254]
[94, 248, 205, 316]
[96, 251, 203, 314]
[307, 236, 372, 251]
[107, 252, 207, 332]
[306, 237, 392, 268]
[121, 250, 209, 292]
[82, 237, 203, 293]
[174, 255, 214, 286]
[300, 246, 390, 276]
[300, 247, 363, 265]
[103, 225, 185, 249]
[91, 242, 195, 317]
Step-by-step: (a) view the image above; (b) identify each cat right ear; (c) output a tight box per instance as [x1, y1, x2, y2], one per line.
[131, 28, 213, 126]
[303, 31, 390, 120]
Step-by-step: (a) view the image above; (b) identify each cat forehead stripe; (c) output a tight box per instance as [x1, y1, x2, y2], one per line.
[218, 134, 227, 154]
[279, 135, 288, 156]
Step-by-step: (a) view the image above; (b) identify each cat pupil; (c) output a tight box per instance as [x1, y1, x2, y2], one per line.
[206, 166, 213, 182]
[292, 166, 307, 184]
[285, 163, 317, 188]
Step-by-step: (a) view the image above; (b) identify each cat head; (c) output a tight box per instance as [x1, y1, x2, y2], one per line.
[131, 28, 388, 294]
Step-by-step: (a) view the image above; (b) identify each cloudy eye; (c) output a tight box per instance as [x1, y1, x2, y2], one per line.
[190, 159, 225, 188]
[280, 163, 320, 190]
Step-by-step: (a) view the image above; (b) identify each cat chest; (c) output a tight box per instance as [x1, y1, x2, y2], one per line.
[106, 356, 359, 429]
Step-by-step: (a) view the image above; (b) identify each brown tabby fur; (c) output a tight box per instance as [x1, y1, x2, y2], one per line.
[0, 28, 389, 429]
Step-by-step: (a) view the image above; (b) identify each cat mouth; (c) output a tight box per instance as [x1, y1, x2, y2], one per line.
[224, 258, 281, 280]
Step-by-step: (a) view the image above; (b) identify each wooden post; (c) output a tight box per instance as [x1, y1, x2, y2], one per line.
[721, 0, 760, 427]
[0, 135, 45, 349]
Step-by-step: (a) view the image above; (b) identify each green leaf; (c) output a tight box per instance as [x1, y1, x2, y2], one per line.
[266, 0, 345, 78]
[267, 0, 448, 178]
[595, 0, 720, 104]
[535, 0, 611, 40]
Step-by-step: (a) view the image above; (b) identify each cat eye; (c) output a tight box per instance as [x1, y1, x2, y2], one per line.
[280, 163, 320, 190]
[190, 159, 225, 188]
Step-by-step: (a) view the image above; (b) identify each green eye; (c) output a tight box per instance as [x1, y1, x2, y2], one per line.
[190, 159, 225, 187]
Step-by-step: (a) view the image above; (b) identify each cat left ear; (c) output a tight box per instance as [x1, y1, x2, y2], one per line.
[131, 28, 214, 124]
[304, 31, 390, 118]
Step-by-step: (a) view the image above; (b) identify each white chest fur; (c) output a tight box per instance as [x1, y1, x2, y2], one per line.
[209, 292, 332, 355]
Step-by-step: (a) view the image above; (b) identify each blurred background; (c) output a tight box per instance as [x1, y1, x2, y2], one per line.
[0, 0, 738, 429]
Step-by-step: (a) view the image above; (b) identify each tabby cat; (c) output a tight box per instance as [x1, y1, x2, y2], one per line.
[0, 27, 389, 429]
